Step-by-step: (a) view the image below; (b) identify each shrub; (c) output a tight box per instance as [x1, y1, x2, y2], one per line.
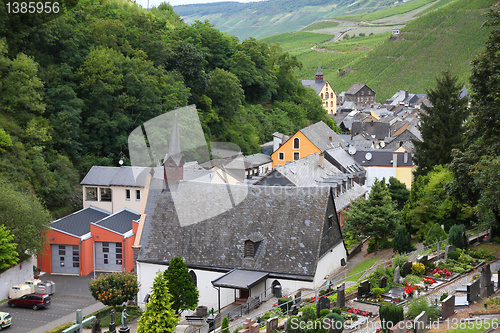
[301, 304, 317, 322]
[440, 293, 449, 301]
[393, 226, 415, 253]
[449, 224, 467, 249]
[406, 297, 441, 321]
[411, 262, 426, 276]
[286, 315, 302, 333]
[233, 327, 243, 333]
[221, 317, 229, 333]
[331, 308, 342, 314]
[308, 319, 328, 333]
[372, 287, 385, 298]
[458, 251, 475, 265]
[454, 267, 465, 274]
[325, 313, 344, 333]
[423, 223, 448, 246]
[319, 309, 330, 317]
[447, 250, 459, 260]
[379, 304, 404, 333]
[404, 274, 421, 285]
[278, 297, 292, 313]
[393, 253, 409, 271]
[468, 248, 495, 261]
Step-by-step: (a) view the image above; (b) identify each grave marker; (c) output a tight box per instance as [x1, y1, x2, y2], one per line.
[266, 317, 278, 333]
[394, 266, 401, 284]
[414, 311, 428, 333]
[357, 280, 372, 299]
[467, 279, 480, 303]
[337, 283, 345, 308]
[316, 296, 330, 317]
[379, 276, 388, 289]
[402, 262, 412, 277]
[441, 295, 455, 319]
[445, 245, 456, 260]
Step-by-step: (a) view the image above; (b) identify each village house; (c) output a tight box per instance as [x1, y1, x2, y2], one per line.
[344, 83, 376, 107]
[301, 64, 338, 115]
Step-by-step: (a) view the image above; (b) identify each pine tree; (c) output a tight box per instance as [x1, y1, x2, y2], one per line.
[413, 71, 468, 177]
[387, 177, 410, 210]
[137, 272, 178, 333]
[164, 257, 199, 314]
[344, 179, 400, 252]
[221, 316, 229, 333]
[392, 226, 415, 254]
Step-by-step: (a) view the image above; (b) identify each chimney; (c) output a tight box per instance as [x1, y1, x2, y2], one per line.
[318, 153, 324, 167]
[329, 136, 333, 141]
[393, 153, 398, 169]
[404, 151, 408, 164]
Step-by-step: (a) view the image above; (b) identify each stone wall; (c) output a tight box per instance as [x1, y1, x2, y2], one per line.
[0, 257, 34, 300]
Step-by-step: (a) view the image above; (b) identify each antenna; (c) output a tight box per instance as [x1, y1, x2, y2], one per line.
[365, 152, 372, 161]
[348, 146, 357, 155]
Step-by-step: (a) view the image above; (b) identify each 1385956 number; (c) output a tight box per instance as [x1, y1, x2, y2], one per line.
[6, 2, 60, 14]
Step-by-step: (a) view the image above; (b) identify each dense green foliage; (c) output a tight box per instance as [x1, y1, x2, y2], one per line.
[89, 272, 140, 310]
[387, 177, 410, 210]
[392, 226, 415, 254]
[406, 297, 441, 321]
[344, 179, 400, 252]
[0, 224, 19, 270]
[221, 317, 229, 333]
[164, 257, 199, 314]
[448, 224, 467, 249]
[449, 9, 500, 231]
[324, 312, 344, 333]
[413, 71, 469, 177]
[137, 271, 178, 333]
[423, 223, 448, 246]
[379, 304, 404, 332]
[401, 166, 474, 240]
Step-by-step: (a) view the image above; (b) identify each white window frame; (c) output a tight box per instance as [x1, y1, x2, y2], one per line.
[293, 152, 300, 161]
[293, 137, 300, 150]
[278, 152, 285, 161]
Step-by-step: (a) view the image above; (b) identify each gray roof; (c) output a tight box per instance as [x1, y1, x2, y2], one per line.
[351, 121, 391, 140]
[212, 270, 269, 289]
[301, 80, 327, 94]
[350, 148, 414, 167]
[300, 121, 347, 150]
[334, 183, 368, 211]
[324, 147, 364, 174]
[345, 83, 370, 95]
[81, 166, 150, 187]
[138, 181, 344, 280]
[51, 206, 110, 237]
[273, 153, 346, 187]
[244, 153, 272, 167]
[93, 209, 140, 235]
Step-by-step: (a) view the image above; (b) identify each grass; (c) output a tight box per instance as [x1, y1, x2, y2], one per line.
[346, 255, 380, 282]
[317, 32, 390, 52]
[301, 20, 339, 31]
[361, 0, 437, 22]
[259, 32, 333, 52]
[446, 319, 499, 333]
[473, 243, 500, 257]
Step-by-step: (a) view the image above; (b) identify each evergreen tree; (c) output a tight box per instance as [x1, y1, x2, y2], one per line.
[413, 71, 468, 177]
[137, 272, 178, 333]
[448, 224, 467, 249]
[344, 179, 399, 252]
[392, 226, 415, 254]
[221, 316, 229, 333]
[423, 223, 448, 246]
[164, 257, 199, 314]
[387, 177, 410, 210]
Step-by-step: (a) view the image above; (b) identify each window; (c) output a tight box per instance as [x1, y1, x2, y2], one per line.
[86, 187, 97, 201]
[100, 188, 112, 202]
[361, 91, 364, 95]
[331, 93, 334, 98]
[321, 93, 323, 99]
[189, 270, 197, 287]
[72, 246, 79, 268]
[278, 152, 284, 161]
[326, 93, 329, 99]
[59, 245, 65, 256]
[293, 137, 300, 149]
[136, 190, 141, 201]
[103, 242, 109, 253]
[331, 101, 334, 107]
[126, 189, 130, 201]
[325, 102, 328, 107]
[244, 240, 255, 258]
[293, 152, 300, 161]
[328, 214, 334, 228]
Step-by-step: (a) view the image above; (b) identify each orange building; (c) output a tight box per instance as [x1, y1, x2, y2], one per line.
[271, 121, 347, 168]
[38, 207, 139, 276]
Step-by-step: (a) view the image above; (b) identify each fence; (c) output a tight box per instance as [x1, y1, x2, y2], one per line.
[191, 223, 492, 333]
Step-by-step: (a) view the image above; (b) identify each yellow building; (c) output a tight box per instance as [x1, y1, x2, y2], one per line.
[301, 64, 338, 115]
[271, 121, 347, 168]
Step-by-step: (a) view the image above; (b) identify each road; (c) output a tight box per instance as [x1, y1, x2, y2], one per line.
[0, 273, 104, 333]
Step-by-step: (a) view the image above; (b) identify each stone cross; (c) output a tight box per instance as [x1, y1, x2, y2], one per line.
[239, 318, 259, 333]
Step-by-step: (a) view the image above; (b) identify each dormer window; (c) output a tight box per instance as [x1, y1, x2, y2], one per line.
[293, 138, 300, 149]
[328, 214, 335, 228]
[245, 240, 255, 258]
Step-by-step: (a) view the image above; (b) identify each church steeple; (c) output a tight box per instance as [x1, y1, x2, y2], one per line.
[163, 110, 184, 182]
[315, 63, 324, 83]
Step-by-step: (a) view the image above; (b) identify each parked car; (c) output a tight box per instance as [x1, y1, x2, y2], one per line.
[8, 293, 51, 310]
[0, 311, 12, 330]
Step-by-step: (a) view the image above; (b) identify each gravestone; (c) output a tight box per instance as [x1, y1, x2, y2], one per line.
[316, 296, 330, 316]
[390, 320, 408, 333]
[357, 280, 372, 299]
[402, 262, 412, 277]
[467, 279, 480, 303]
[417, 255, 428, 266]
[294, 291, 302, 305]
[445, 245, 456, 260]
[337, 283, 345, 308]
[379, 276, 388, 289]
[266, 317, 278, 333]
[441, 295, 455, 319]
[239, 318, 259, 333]
[290, 305, 298, 316]
[394, 266, 401, 284]
[196, 306, 208, 317]
[414, 311, 428, 333]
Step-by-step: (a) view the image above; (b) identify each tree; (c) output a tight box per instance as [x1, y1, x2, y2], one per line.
[0, 224, 19, 270]
[137, 271, 178, 333]
[89, 272, 140, 312]
[387, 177, 410, 210]
[221, 316, 229, 333]
[164, 257, 199, 314]
[343, 179, 399, 252]
[449, 9, 500, 229]
[206, 68, 244, 119]
[413, 71, 468, 177]
[423, 223, 448, 246]
[448, 224, 467, 249]
[392, 226, 415, 254]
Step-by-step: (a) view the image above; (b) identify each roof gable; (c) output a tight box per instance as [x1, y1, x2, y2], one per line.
[51, 206, 110, 237]
[299, 121, 347, 151]
[93, 208, 140, 235]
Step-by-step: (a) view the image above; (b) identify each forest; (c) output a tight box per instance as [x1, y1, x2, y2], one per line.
[0, 0, 335, 256]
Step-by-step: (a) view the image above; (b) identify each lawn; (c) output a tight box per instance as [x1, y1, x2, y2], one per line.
[346, 255, 380, 282]
[446, 319, 499, 333]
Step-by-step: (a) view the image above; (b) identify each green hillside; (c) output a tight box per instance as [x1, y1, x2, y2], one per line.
[286, 0, 495, 101]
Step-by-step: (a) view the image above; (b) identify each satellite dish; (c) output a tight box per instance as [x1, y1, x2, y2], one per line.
[365, 152, 372, 160]
[348, 146, 357, 155]
[380, 141, 385, 148]
[119, 159, 124, 166]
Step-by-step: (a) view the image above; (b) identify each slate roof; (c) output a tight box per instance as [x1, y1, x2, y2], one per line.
[81, 166, 150, 187]
[93, 208, 140, 235]
[301, 80, 327, 94]
[351, 121, 391, 140]
[300, 121, 347, 150]
[244, 153, 272, 167]
[350, 148, 414, 167]
[346, 83, 366, 95]
[324, 148, 364, 174]
[138, 181, 343, 280]
[334, 183, 368, 211]
[51, 206, 110, 237]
